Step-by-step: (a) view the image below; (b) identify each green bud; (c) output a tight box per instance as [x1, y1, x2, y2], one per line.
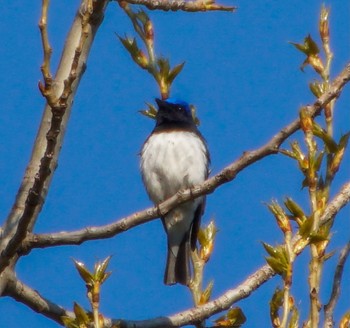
[199, 280, 214, 305]
[284, 197, 306, 225]
[290, 34, 320, 56]
[299, 216, 314, 238]
[299, 108, 313, 133]
[312, 122, 337, 153]
[309, 81, 326, 98]
[288, 306, 300, 328]
[94, 256, 112, 284]
[319, 5, 330, 43]
[73, 302, 90, 324]
[215, 307, 246, 327]
[330, 133, 350, 175]
[263, 243, 289, 277]
[267, 201, 291, 234]
[73, 259, 94, 284]
[270, 287, 283, 327]
[198, 220, 217, 262]
[139, 103, 158, 120]
[167, 62, 185, 84]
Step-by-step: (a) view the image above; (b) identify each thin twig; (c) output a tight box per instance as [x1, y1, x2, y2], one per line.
[114, 265, 273, 328]
[18, 62, 350, 252]
[12, 182, 350, 327]
[5, 260, 272, 328]
[324, 241, 350, 328]
[280, 230, 294, 328]
[320, 181, 350, 227]
[118, 0, 236, 12]
[3, 270, 72, 325]
[38, 0, 57, 106]
[0, 0, 110, 274]
[21, 166, 350, 255]
[291, 181, 350, 257]
[303, 107, 322, 327]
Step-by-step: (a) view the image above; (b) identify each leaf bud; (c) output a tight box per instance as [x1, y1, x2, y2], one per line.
[319, 5, 330, 43]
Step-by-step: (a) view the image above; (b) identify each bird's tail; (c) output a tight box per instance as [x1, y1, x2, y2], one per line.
[163, 203, 203, 286]
[164, 234, 191, 285]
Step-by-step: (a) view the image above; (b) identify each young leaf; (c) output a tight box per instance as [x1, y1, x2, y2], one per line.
[290, 34, 320, 56]
[309, 81, 326, 97]
[73, 259, 93, 284]
[262, 242, 278, 257]
[263, 244, 289, 276]
[339, 310, 350, 328]
[284, 198, 306, 224]
[312, 122, 337, 153]
[288, 306, 300, 328]
[118, 35, 139, 56]
[214, 307, 246, 327]
[198, 220, 217, 262]
[73, 302, 90, 324]
[167, 62, 185, 84]
[299, 216, 314, 238]
[330, 132, 350, 175]
[270, 287, 283, 328]
[135, 9, 149, 25]
[199, 280, 214, 305]
[267, 200, 291, 233]
[190, 105, 200, 126]
[61, 316, 79, 328]
[157, 57, 170, 77]
[94, 256, 112, 283]
[139, 102, 158, 120]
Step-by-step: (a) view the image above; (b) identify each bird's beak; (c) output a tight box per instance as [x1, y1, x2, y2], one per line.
[155, 98, 167, 108]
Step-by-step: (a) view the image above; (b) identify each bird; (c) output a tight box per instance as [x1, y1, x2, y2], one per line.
[140, 98, 210, 285]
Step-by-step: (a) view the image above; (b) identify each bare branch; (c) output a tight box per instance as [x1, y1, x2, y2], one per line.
[20, 62, 350, 252]
[3, 270, 72, 325]
[324, 240, 350, 328]
[2, 259, 271, 328]
[0, 0, 110, 274]
[289, 181, 350, 258]
[38, 0, 56, 105]
[14, 180, 350, 327]
[110, 182, 350, 328]
[21, 207, 157, 251]
[109, 265, 273, 327]
[118, 0, 236, 12]
[320, 181, 350, 226]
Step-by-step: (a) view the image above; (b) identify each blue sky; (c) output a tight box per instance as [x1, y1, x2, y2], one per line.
[1, 1, 350, 327]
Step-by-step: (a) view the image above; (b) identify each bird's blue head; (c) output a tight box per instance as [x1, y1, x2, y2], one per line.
[154, 98, 195, 130]
[164, 98, 191, 113]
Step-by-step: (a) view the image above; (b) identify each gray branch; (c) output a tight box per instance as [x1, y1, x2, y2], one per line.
[0, 0, 110, 274]
[3, 270, 72, 325]
[324, 240, 350, 328]
[118, 0, 236, 12]
[20, 62, 350, 252]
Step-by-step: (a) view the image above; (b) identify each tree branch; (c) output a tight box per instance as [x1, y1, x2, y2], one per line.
[14, 180, 350, 327]
[3, 270, 72, 325]
[320, 181, 350, 226]
[118, 0, 236, 12]
[324, 240, 350, 328]
[0, 0, 110, 274]
[110, 181, 350, 328]
[110, 265, 274, 328]
[20, 62, 350, 252]
[2, 261, 272, 328]
[289, 181, 350, 257]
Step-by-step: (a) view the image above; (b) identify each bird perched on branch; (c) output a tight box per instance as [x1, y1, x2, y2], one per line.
[140, 98, 210, 285]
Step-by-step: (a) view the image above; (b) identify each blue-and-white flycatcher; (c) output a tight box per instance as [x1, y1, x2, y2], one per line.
[140, 98, 210, 285]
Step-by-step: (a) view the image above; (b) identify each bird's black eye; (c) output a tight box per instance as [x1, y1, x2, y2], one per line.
[178, 106, 184, 112]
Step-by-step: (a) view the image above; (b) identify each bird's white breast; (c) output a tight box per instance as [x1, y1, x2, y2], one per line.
[140, 131, 208, 203]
